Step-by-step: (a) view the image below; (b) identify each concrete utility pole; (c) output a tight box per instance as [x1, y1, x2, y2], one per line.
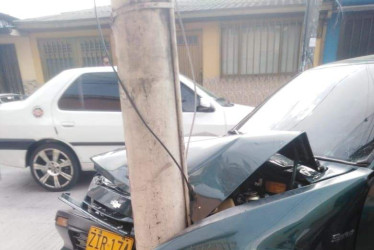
[111, 0, 189, 249]
[300, 0, 323, 71]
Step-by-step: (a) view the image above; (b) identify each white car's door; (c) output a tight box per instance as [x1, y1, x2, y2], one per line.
[180, 83, 226, 136]
[52, 72, 124, 167]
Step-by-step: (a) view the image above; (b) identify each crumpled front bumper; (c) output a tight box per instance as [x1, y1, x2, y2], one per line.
[56, 193, 134, 250]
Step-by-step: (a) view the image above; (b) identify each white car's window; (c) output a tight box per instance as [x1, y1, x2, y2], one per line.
[181, 83, 200, 112]
[59, 72, 200, 112]
[58, 72, 121, 111]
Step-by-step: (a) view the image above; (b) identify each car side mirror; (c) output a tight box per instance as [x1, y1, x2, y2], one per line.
[197, 97, 215, 112]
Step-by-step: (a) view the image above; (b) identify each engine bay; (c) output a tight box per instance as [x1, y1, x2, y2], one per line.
[212, 153, 323, 214]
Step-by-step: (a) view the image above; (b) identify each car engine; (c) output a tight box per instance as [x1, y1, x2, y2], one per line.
[212, 154, 323, 214]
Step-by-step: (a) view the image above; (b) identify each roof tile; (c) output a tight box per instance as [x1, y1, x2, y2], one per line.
[16, 0, 306, 23]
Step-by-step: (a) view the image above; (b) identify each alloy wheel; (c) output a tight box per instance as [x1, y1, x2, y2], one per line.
[32, 148, 74, 190]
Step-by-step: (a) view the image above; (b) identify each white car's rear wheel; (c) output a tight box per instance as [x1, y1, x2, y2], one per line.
[30, 143, 80, 191]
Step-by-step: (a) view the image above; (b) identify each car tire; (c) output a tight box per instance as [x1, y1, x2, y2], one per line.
[29, 143, 80, 191]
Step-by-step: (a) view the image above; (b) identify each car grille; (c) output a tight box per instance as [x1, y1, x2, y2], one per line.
[83, 195, 133, 232]
[92, 200, 127, 219]
[69, 229, 88, 250]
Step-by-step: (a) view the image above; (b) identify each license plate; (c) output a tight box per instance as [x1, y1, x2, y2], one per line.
[86, 226, 134, 250]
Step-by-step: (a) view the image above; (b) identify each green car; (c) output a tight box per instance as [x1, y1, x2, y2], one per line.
[56, 56, 374, 250]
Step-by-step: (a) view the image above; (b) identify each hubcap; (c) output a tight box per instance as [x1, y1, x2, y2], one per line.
[32, 148, 73, 189]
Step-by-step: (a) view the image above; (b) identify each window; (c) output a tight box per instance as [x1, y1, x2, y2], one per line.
[38, 37, 111, 80]
[221, 19, 302, 76]
[60, 74, 198, 113]
[58, 72, 120, 111]
[181, 83, 199, 112]
[338, 11, 374, 60]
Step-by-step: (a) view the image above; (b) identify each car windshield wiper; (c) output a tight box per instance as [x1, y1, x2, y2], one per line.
[227, 129, 243, 135]
[315, 156, 368, 167]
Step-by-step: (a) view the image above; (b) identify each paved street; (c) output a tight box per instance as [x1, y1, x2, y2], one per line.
[0, 165, 95, 250]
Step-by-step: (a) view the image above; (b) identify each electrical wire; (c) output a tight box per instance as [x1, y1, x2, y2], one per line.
[334, 0, 344, 28]
[174, 0, 198, 159]
[93, 0, 195, 198]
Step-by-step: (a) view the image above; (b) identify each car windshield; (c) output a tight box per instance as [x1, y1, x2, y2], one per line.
[238, 64, 374, 163]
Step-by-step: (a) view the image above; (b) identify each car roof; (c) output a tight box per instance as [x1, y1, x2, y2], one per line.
[316, 54, 374, 70]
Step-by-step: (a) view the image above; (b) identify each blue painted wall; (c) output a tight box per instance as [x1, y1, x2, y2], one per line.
[323, 13, 341, 63]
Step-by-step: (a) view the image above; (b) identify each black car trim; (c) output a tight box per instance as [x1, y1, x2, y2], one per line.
[59, 193, 130, 236]
[0, 139, 35, 150]
[70, 142, 125, 146]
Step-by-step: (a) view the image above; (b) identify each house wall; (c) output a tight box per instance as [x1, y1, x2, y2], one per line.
[0, 34, 39, 94]
[322, 13, 341, 64]
[22, 14, 321, 106]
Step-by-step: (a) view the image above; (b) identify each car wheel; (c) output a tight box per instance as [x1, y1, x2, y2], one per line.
[29, 143, 80, 191]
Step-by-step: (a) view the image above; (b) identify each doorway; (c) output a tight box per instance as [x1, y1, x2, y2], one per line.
[0, 44, 23, 94]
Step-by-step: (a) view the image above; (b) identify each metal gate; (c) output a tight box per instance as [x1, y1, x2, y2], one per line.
[338, 11, 374, 60]
[177, 31, 203, 84]
[0, 44, 23, 94]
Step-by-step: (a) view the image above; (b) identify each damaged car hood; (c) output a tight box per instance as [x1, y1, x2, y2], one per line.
[91, 131, 317, 222]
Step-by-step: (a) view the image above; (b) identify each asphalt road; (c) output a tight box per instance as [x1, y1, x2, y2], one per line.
[0, 165, 95, 250]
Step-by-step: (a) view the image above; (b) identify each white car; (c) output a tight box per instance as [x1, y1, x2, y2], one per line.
[0, 67, 253, 191]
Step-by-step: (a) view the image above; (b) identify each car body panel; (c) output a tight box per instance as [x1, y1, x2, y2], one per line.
[156, 167, 372, 250]
[355, 177, 374, 250]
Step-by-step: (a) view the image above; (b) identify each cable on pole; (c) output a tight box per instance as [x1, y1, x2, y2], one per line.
[175, 0, 198, 159]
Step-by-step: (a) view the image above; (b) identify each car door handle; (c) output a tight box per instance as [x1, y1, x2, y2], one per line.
[61, 121, 75, 127]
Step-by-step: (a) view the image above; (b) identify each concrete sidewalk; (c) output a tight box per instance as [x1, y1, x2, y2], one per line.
[0, 165, 94, 250]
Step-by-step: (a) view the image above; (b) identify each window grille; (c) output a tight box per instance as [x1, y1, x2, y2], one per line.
[221, 19, 302, 76]
[80, 38, 111, 67]
[38, 37, 111, 80]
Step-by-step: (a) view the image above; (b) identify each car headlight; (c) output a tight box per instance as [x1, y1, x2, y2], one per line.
[55, 216, 68, 227]
[88, 175, 114, 191]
